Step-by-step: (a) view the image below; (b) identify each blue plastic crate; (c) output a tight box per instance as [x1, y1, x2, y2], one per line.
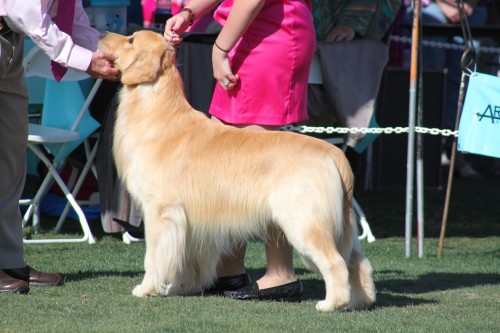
[85, 5, 128, 33]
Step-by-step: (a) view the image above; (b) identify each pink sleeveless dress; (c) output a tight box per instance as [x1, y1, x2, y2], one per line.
[209, 0, 315, 126]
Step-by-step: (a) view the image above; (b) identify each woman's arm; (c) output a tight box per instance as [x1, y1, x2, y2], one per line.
[165, 0, 265, 90]
[211, 0, 264, 90]
[214, 0, 264, 52]
[164, 0, 222, 42]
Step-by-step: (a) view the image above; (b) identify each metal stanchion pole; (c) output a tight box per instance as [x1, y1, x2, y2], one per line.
[438, 0, 475, 258]
[416, 52, 425, 258]
[406, 0, 421, 257]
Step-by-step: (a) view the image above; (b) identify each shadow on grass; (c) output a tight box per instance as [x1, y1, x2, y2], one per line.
[376, 270, 500, 294]
[55, 268, 499, 309]
[274, 269, 500, 308]
[373, 292, 437, 308]
[62, 270, 144, 282]
[299, 277, 437, 308]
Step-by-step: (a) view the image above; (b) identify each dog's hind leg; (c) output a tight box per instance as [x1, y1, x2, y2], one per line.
[346, 237, 376, 309]
[304, 238, 349, 311]
[132, 203, 188, 297]
[284, 219, 350, 312]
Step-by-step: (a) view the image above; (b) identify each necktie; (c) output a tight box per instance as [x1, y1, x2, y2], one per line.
[51, 0, 76, 82]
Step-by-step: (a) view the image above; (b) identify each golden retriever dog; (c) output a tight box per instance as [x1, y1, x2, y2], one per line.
[98, 30, 375, 312]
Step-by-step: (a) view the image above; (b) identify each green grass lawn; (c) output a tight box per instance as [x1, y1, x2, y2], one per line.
[1, 237, 499, 333]
[2, 178, 499, 332]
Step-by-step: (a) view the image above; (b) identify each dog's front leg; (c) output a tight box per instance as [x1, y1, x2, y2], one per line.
[133, 252, 159, 297]
[133, 204, 189, 297]
[132, 217, 161, 297]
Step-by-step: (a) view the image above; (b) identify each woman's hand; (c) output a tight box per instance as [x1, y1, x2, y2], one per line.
[163, 10, 192, 45]
[325, 25, 355, 42]
[212, 45, 239, 90]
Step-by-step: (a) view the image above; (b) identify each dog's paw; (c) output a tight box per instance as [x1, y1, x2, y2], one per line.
[346, 300, 373, 310]
[315, 299, 348, 312]
[315, 300, 335, 312]
[132, 284, 156, 297]
[346, 295, 375, 310]
[347, 285, 376, 309]
[163, 283, 177, 295]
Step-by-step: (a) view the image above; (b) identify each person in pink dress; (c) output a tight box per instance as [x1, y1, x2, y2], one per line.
[165, 0, 315, 301]
[141, 0, 157, 29]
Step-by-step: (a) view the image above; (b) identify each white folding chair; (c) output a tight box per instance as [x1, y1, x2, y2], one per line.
[307, 52, 375, 243]
[19, 46, 103, 244]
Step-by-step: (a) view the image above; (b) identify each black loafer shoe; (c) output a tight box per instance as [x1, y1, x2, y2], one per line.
[223, 280, 303, 302]
[204, 273, 251, 295]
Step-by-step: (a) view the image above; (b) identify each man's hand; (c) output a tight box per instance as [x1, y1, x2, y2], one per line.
[86, 51, 120, 80]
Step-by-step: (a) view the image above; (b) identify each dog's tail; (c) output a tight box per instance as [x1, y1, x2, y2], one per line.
[329, 146, 356, 246]
[332, 150, 376, 308]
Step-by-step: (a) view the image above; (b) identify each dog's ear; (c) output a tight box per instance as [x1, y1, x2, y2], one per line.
[121, 53, 162, 85]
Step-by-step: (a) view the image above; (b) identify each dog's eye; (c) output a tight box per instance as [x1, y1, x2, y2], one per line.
[127, 37, 134, 44]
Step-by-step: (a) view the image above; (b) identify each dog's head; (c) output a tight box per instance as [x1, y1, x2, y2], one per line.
[98, 30, 175, 86]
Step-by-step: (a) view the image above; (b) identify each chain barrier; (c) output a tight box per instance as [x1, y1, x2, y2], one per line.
[389, 35, 500, 55]
[287, 33, 499, 140]
[282, 125, 458, 137]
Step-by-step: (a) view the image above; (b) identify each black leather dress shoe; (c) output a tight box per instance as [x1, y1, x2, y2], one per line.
[203, 273, 251, 296]
[3, 265, 62, 287]
[223, 280, 303, 302]
[0, 270, 29, 294]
